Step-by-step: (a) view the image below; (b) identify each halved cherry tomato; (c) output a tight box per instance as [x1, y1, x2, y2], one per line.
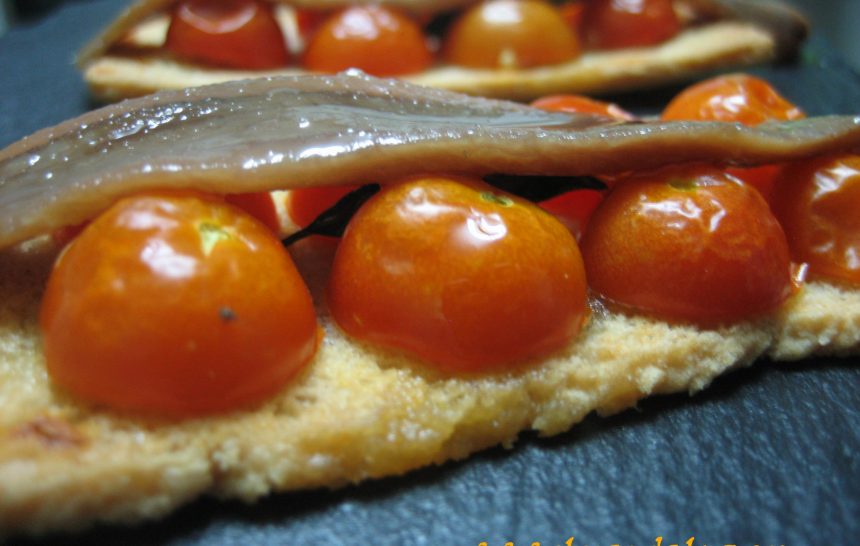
[165, 0, 290, 69]
[661, 74, 806, 200]
[40, 192, 319, 416]
[581, 0, 681, 50]
[770, 155, 860, 286]
[225, 191, 280, 233]
[302, 6, 432, 76]
[581, 165, 794, 325]
[327, 175, 588, 372]
[443, 0, 580, 69]
[531, 94, 636, 120]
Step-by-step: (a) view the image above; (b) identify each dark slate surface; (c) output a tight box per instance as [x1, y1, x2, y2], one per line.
[2, 2, 859, 544]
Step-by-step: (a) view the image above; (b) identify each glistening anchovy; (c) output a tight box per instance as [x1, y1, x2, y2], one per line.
[1, 72, 859, 248]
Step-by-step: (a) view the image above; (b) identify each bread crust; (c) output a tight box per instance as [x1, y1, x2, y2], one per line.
[1, 234, 857, 536]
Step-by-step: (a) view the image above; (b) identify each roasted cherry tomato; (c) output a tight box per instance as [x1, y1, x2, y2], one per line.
[581, 0, 681, 50]
[581, 165, 794, 325]
[165, 0, 290, 69]
[662, 74, 806, 200]
[225, 191, 280, 233]
[302, 6, 432, 76]
[40, 192, 319, 416]
[286, 185, 360, 229]
[531, 94, 636, 120]
[327, 176, 589, 372]
[443, 0, 580, 69]
[662, 73, 804, 125]
[770, 155, 860, 286]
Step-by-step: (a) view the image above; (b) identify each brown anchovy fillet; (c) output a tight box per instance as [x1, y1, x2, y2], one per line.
[2, 72, 860, 249]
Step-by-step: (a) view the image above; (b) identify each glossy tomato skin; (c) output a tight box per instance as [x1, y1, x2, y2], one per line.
[302, 6, 432, 76]
[443, 0, 580, 69]
[327, 176, 589, 373]
[662, 73, 804, 125]
[770, 155, 860, 286]
[582, 0, 681, 50]
[581, 166, 794, 325]
[662, 74, 806, 201]
[40, 192, 318, 417]
[165, 0, 290, 69]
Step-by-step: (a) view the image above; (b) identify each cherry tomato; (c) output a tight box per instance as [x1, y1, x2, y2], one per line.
[581, 165, 794, 325]
[225, 191, 280, 233]
[770, 155, 860, 286]
[165, 0, 290, 69]
[443, 0, 580, 69]
[662, 74, 805, 125]
[662, 74, 806, 200]
[581, 0, 681, 50]
[286, 185, 360, 229]
[531, 94, 636, 120]
[327, 176, 589, 372]
[40, 192, 319, 416]
[302, 6, 432, 76]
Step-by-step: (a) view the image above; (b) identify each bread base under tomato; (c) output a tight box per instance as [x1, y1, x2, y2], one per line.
[83, 21, 776, 102]
[0, 231, 857, 536]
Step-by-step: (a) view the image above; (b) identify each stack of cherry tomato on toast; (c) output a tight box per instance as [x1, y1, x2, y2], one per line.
[41, 73, 859, 419]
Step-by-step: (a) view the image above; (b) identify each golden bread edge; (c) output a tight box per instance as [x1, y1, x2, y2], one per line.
[0, 234, 857, 536]
[82, 21, 776, 102]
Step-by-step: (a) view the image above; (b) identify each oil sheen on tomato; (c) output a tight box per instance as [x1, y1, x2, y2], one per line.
[581, 0, 680, 50]
[771, 154, 860, 286]
[444, 0, 580, 68]
[581, 165, 794, 325]
[303, 6, 432, 76]
[327, 175, 589, 373]
[165, 0, 289, 69]
[40, 192, 319, 416]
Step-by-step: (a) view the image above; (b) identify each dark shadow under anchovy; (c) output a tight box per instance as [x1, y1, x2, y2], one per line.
[1, 72, 860, 249]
